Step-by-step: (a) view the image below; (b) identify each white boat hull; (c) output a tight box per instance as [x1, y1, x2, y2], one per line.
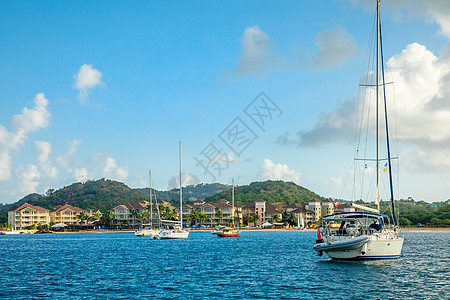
[135, 229, 161, 237]
[324, 236, 404, 260]
[159, 229, 190, 239]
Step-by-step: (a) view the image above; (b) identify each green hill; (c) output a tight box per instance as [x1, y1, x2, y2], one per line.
[16, 179, 148, 213]
[204, 180, 326, 205]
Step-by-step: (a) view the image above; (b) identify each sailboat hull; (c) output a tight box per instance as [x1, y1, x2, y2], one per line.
[324, 237, 404, 260]
[135, 229, 161, 237]
[215, 230, 240, 238]
[159, 229, 190, 239]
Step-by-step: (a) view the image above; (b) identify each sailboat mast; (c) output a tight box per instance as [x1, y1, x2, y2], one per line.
[379, 6, 398, 227]
[149, 170, 153, 227]
[232, 179, 235, 227]
[179, 141, 183, 229]
[375, 0, 380, 213]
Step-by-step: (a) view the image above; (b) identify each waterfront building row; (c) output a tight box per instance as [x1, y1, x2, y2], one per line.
[8, 203, 102, 230]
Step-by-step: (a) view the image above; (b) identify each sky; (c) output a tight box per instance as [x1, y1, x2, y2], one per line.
[1, 0, 449, 205]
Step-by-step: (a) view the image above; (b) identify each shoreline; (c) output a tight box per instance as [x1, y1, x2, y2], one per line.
[2, 227, 449, 235]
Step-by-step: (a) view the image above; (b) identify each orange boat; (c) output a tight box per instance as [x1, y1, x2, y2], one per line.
[213, 225, 240, 238]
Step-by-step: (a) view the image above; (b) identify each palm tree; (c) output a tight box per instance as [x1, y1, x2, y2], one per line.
[77, 211, 89, 224]
[89, 212, 101, 223]
[215, 209, 223, 226]
[100, 210, 114, 227]
[253, 214, 260, 226]
[271, 213, 280, 223]
[130, 209, 139, 226]
[246, 215, 254, 226]
[138, 212, 148, 224]
[188, 209, 201, 226]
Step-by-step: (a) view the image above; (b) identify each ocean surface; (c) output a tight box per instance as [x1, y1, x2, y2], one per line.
[1, 231, 449, 299]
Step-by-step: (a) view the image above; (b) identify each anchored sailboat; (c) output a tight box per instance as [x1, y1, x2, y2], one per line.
[159, 142, 190, 239]
[212, 179, 241, 238]
[135, 170, 161, 238]
[313, 0, 404, 260]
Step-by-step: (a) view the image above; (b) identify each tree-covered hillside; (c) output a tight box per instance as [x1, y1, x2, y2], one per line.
[205, 180, 326, 205]
[16, 179, 148, 213]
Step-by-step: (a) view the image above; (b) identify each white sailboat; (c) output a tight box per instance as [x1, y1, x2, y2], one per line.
[159, 142, 190, 240]
[135, 170, 161, 238]
[313, 0, 404, 260]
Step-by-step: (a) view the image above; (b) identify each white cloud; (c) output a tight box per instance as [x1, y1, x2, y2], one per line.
[0, 153, 12, 181]
[34, 141, 52, 165]
[73, 64, 104, 102]
[73, 168, 89, 182]
[103, 157, 129, 182]
[232, 25, 279, 79]
[56, 139, 83, 172]
[15, 164, 40, 195]
[288, 41, 450, 174]
[229, 25, 356, 79]
[0, 93, 51, 181]
[34, 141, 58, 178]
[258, 158, 301, 184]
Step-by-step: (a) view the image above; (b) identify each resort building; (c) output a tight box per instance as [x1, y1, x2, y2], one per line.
[111, 201, 149, 226]
[50, 204, 102, 225]
[8, 203, 50, 230]
[242, 200, 282, 226]
[182, 199, 239, 227]
[285, 203, 315, 227]
[305, 199, 335, 222]
[334, 203, 356, 214]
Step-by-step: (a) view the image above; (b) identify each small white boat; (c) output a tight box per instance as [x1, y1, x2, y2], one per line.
[159, 228, 190, 239]
[135, 171, 161, 238]
[135, 225, 160, 238]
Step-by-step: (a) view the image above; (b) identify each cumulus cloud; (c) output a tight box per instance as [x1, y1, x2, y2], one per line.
[103, 157, 129, 182]
[0, 153, 12, 181]
[0, 93, 51, 181]
[258, 158, 301, 184]
[291, 26, 358, 70]
[229, 25, 357, 79]
[231, 25, 279, 79]
[283, 41, 450, 173]
[15, 164, 41, 196]
[73, 64, 104, 102]
[34, 141, 57, 178]
[73, 168, 89, 182]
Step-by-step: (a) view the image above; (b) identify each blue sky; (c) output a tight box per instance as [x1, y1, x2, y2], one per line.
[1, 0, 449, 204]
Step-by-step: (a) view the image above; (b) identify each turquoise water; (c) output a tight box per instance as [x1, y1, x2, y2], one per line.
[1, 231, 448, 299]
